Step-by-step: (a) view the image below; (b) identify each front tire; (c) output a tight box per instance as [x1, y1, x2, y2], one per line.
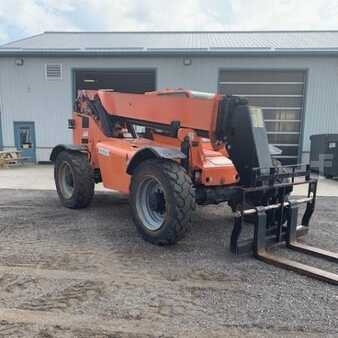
[130, 159, 195, 245]
[54, 151, 94, 209]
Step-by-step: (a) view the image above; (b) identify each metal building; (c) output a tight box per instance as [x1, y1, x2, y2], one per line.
[0, 31, 338, 163]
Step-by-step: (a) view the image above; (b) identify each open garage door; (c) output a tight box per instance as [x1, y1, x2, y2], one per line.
[74, 69, 156, 134]
[74, 69, 156, 94]
[218, 70, 305, 165]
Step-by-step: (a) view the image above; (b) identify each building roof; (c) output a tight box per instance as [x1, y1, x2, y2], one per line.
[1, 31, 338, 56]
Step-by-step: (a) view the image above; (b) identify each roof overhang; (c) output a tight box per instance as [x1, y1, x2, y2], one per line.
[1, 48, 338, 57]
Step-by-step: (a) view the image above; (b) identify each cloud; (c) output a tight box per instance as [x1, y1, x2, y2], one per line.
[227, 0, 338, 30]
[76, 0, 228, 31]
[0, 31, 9, 44]
[0, 0, 79, 44]
[67, 0, 338, 31]
[0, 0, 338, 45]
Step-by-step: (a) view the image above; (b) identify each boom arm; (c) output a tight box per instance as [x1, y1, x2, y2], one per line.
[78, 89, 231, 148]
[77, 89, 273, 186]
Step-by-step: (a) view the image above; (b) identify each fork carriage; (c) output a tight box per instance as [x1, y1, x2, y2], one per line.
[230, 164, 338, 285]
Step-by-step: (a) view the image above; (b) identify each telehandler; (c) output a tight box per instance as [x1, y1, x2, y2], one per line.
[51, 89, 338, 284]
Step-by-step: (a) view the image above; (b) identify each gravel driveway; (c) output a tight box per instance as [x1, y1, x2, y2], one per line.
[0, 189, 337, 337]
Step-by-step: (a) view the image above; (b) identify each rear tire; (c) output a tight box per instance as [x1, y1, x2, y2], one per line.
[130, 159, 195, 245]
[54, 151, 94, 209]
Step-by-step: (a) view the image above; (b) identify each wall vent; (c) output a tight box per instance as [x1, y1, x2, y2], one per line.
[45, 64, 62, 80]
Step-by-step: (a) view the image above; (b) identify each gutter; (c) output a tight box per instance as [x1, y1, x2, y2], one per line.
[1, 47, 338, 57]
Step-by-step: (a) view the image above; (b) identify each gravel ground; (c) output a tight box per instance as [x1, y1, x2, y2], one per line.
[0, 189, 337, 337]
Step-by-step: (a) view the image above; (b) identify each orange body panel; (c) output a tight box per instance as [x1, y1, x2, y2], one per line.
[97, 139, 134, 193]
[96, 91, 222, 147]
[194, 145, 238, 186]
[73, 89, 240, 194]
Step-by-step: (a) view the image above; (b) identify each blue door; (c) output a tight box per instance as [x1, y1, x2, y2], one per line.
[14, 122, 36, 162]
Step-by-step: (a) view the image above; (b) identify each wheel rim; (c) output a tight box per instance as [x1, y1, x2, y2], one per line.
[58, 161, 74, 199]
[135, 176, 166, 231]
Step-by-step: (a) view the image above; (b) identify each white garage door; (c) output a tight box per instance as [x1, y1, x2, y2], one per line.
[218, 70, 305, 165]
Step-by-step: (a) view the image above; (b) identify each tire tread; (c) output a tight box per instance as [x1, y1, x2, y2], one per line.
[130, 159, 195, 245]
[54, 151, 94, 209]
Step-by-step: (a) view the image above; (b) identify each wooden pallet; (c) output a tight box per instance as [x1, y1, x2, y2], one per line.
[0, 151, 28, 168]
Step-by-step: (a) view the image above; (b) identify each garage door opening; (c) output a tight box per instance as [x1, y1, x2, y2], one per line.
[74, 69, 156, 135]
[74, 69, 156, 96]
[218, 70, 305, 165]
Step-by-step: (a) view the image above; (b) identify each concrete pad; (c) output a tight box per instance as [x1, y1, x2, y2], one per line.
[0, 164, 338, 196]
[292, 175, 338, 196]
[0, 164, 108, 191]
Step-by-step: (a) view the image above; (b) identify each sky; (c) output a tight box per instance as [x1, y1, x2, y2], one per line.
[1, 0, 338, 45]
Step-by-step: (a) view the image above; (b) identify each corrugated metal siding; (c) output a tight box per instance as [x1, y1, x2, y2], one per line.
[304, 59, 338, 165]
[0, 57, 73, 161]
[0, 88, 3, 150]
[0, 113, 3, 150]
[0, 55, 337, 162]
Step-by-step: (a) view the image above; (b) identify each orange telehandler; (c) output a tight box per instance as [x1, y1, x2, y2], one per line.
[51, 89, 338, 284]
